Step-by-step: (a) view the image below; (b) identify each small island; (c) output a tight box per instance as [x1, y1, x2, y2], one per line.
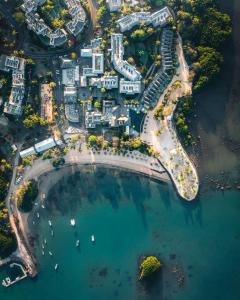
[139, 256, 161, 280]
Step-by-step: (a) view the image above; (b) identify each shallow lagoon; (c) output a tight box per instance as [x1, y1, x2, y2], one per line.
[1, 167, 240, 300]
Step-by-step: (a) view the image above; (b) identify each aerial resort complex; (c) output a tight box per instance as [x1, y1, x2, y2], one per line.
[0, 0, 237, 298]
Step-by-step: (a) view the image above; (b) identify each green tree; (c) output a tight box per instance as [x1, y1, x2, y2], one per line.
[16, 180, 38, 212]
[139, 256, 161, 279]
[94, 100, 101, 110]
[88, 135, 97, 146]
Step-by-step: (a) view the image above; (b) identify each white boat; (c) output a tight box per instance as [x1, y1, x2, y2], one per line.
[49, 251, 53, 256]
[42, 244, 45, 249]
[48, 220, 52, 227]
[91, 235, 95, 242]
[37, 212, 40, 218]
[2, 279, 7, 287]
[42, 251, 45, 256]
[44, 239, 47, 244]
[76, 240, 80, 247]
[70, 219, 76, 226]
[54, 264, 58, 271]
[41, 204, 45, 209]
[51, 230, 54, 237]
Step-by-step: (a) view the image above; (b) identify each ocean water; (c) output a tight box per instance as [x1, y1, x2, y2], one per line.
[1, 167, 240, 300]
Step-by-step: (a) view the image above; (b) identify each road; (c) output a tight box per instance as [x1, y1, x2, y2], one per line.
[5, 143, 37, 276]
[88, 0, 98, 28]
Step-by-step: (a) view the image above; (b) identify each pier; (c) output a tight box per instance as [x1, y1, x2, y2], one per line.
[2, 263, 28, 287]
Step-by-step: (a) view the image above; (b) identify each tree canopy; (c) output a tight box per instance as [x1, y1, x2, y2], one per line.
[139, 256, 161, 279]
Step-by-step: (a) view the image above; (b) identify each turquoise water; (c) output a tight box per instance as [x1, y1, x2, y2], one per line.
[1, 167, 240, 300]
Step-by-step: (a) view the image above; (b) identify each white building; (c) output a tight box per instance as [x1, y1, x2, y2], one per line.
[106, 0, 122, 12]
[102, 76, 118, 89]
[117, 12, 151, 32]
[80, 75, 87, 87]
[64, 86, 77, 103]
[62, 68, 76, 85]
[150, 7, 172, 27]
[85, 111, 103, 128]
[120, 79, 141, 94]
[21, 0, 86, 47]
[117, 7, 172, 32]
[20, 147, 36, 158]
[35, 137, 57, 153]
[81, 49, 93, 57]
[89, 76, 118, 89]
[0, 55, 26, 116]
[111, 34, 141, 81]
[92, 53, 104, 74]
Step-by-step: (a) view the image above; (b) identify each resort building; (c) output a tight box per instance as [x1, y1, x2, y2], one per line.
[110, 34, 142, 81]
[64, 86, 77, 103]
[92, 53, 104, 75]
[117, 12, 151, 32]
[102, 76, 118, 89]
[151, 7, 172, 27]
[106, 0, 122, 12]
[21, 0, 86, 47]
[62, 68, 76, 85]
[141, 29, 174, 110]
[0, 55, 26, 116]
[89, 76, 118, 89]
[81, 39, 104, 77]
[20, 136, 63, 158]
[119, 79, 141, 94]
[65, 104, 80, 122]
[81, 49, 93, 58]
[64, 0, 86, 36]
[85, 100, 130, 129]
[19, 147, 36, 158]
[117, 7, 172, 32]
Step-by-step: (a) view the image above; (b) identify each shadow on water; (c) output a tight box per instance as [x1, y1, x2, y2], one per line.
[138, 270, 163, 299]
[41, 167, 164, 229]
[180, 196, 202, 227]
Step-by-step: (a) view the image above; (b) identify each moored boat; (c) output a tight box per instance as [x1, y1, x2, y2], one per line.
[70, 219, 76, 226]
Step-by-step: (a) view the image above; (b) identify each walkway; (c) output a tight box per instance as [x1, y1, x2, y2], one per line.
[23, 148, 170, 183]
[141, 35, 199, 201]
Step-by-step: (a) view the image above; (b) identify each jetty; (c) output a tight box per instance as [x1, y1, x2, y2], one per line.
[2, 263, 28, 287]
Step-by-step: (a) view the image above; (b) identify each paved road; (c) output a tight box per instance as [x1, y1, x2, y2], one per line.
[5, 143, 37, 276]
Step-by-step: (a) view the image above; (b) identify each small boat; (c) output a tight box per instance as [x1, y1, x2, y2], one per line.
[42, 251, 45, 256]
[37, 212, 40, 218]
[41, 204, 45, 209]
[44, 239, 47, 245]
[91, 235, 95, 242]
[54, 264, 58, 271]
[70, 219, 76, 226]
[2, 279, 7, 287]
[6, 277, 11, 284]
[48, 220, 52, 227]
[49, 251, 53, 256]
[76, 240, 80, 247]
[42, 244, 45, 249]
[51, 230, 54, 237]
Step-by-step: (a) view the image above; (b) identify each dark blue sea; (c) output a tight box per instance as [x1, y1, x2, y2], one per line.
[1, 167, 240, 300]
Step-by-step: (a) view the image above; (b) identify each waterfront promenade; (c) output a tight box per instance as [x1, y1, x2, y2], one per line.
[23, 148, 170, 183]
[141, 35, 199, 201]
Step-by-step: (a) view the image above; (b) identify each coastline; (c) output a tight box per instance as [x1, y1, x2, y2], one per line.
[23, 163, 171, 239]
[14, 149, 171, 276]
